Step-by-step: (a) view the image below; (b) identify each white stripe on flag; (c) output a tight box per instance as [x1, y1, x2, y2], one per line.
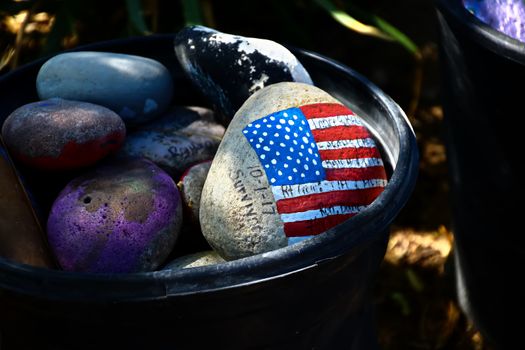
[316, 138, 376, 150]
[322, 158, 384, 169]
[272, 179, 387, 201]
[307, 115, 363, 130]
[280, 205, 366, 223]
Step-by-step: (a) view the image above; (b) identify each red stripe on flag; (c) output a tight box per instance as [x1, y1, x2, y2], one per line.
[319, 147, 382, 160]
[311, 126, 371, 142]
[276, 187, 385, 214]
[325, 166, 388, 181]
[284, 213, 356, 237]
[300, 103, 354, 119]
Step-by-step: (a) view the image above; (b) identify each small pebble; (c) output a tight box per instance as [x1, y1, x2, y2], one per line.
[163, 250, 225, 270]
[178, 160, 212, 223]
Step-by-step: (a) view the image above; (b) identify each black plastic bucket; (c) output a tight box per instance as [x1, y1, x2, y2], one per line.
[0, 34, 418, 349]
[435, 2, 524, 348]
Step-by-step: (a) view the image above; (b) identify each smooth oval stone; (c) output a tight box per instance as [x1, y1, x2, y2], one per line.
[36, 51, 174, 125]
[118, 106, 225, 177]
[178, 160, 212, 223]
[174, 25, 313, 124]
[464, 0, 525, 42]
[1, 98, 125, 171]
[47, 158, 182, 273]
[200, 82, 388, 260]
[162, 250, 225, 270]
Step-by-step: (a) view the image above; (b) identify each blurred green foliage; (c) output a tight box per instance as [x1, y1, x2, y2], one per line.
[1, 0, 429, 115]
[0, 0, 418, 71]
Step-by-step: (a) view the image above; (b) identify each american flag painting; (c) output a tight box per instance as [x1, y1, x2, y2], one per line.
[242, 103, 387, 244]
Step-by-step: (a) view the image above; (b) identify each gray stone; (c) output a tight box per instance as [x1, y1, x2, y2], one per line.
[199, 82, 341, 260]
[163, 250, 225, 270]
[118, 106, 225, 177]
[200, 82, 388, 260]
[36, 51, 174, 125]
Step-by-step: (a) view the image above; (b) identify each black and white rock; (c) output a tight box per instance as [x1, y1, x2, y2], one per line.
[174, 25, 313, 125]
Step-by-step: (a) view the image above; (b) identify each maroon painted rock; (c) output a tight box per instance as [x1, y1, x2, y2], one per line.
[178, 160, 212, 223]
[47, 158, 182, 273]
[1, 98, 125, 171]
[118, 106, 224, 176]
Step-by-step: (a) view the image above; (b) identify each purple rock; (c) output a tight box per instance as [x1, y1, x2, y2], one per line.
[47, 158, 182, 273]
[464, 0, 525, 42]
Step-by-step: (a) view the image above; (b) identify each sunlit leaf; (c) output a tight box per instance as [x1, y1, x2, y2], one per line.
[315, 0, 420, 56]
[370, 15, 419, 55]
[314, 0, 393, 41]
[0, 46, 15, 71]
[182, 0, 204, 26]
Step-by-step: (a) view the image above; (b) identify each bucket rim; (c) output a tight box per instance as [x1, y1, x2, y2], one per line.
[0, 34, 418, 301]
[436, 0, 525, 64]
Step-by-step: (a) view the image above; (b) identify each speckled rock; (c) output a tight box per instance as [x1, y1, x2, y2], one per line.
[118, 106, 224, 177]
[200, 82, 388, 260]
[36, 51, 174, 125]
[162, 250, 225, 270]
[178, 160, 211, 223]
[464, 0, 525, 42]
[47, 158, 182, 273]
[1, 98, 125, 171]
[174, 25, 313, 124]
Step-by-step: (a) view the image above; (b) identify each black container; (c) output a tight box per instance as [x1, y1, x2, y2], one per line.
[0, 35, 418, 349]
[435, 1, 524, 348]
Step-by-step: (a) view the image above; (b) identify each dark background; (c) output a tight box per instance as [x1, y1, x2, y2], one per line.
[0, 0, 491, 348]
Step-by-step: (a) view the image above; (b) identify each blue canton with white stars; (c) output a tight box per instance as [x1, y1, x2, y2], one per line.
[242, 107, 326, 186]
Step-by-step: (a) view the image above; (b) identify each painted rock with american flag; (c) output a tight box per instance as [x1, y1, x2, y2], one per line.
[200, 82, 388, 260]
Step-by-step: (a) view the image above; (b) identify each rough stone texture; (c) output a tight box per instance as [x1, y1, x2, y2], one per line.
[178, 160, 212, 223]
[162, 250, 225, 270]
[200, 82, 343, 260]
[36, 51, 174, 125]
[118, 106, 224, 177]
[46, 158, 182, 273]
[1, 98, 125, 171]
[174, 25, 313, 124]
[464, 0, 525, 42]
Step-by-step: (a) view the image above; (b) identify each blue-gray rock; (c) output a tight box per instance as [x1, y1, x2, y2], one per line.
[117, 106, 225, 177]
[174, 25, 313, 125]
[36, 51, 174, 126]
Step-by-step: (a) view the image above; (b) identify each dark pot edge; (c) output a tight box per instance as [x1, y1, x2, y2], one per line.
[0, 34, 418, 301]
[435, 0, 525, 64]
